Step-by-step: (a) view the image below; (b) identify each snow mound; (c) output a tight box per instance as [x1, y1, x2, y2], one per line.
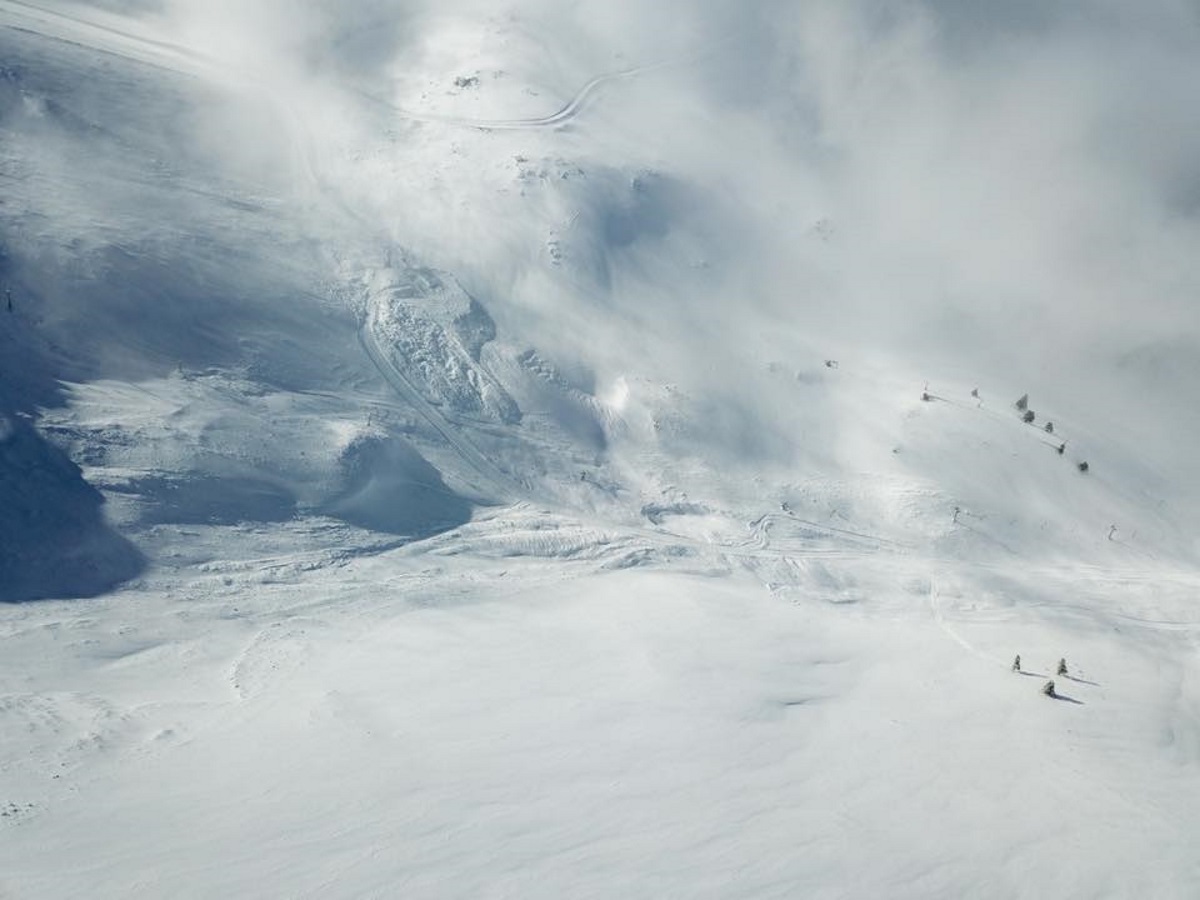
[321, 431, 472, 537]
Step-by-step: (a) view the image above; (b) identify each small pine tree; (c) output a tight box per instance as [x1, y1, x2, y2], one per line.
[1078, 461, 1089, 473]
[1022, 409, 1036, 424]
[1057, 658, 1068, 676]
[1042, 679, 1056, 697]
[1015, 393, 1029, 411]
[1044, 421, 1054, 433]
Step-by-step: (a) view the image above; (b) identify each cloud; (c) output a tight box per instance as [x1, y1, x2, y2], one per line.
[582, 0, 1200, 431]
[50, 0, 1199, 363]
[7, 0, 1200, 483]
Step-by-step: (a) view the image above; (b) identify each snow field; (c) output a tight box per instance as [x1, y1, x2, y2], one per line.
[2, 0, 1200, 896]
[3, 549, 1198, 897]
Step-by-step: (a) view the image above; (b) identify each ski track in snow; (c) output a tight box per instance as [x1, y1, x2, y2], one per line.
[354, 59, 676, 131]
[0, 0, 669, 134]
[928, 573, 1002, 667]
[357, 322, 522, 503]
[0, 0, 224, 87]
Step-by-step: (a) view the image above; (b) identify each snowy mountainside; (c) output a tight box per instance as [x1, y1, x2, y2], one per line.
[2, 1, 1200, 897]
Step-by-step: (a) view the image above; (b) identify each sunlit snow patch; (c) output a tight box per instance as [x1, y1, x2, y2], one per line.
[363, 266, 520, 425]
[599, 375, 629, 413]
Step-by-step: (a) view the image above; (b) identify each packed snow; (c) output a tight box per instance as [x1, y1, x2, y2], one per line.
[2, 0, 1199, 897]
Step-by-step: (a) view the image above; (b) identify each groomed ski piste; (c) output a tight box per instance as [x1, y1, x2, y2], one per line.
[3, 1, 1200, 897]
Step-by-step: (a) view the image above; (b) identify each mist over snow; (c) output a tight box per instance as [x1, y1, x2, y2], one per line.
[2, 0, 1199, 897]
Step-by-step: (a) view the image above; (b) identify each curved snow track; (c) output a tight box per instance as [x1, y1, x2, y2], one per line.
[357, 60, 675, 131]
[0, 0, 672, 134]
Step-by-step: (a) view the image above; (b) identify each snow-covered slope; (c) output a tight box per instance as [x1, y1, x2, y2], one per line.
[2, 1, 1199, 896]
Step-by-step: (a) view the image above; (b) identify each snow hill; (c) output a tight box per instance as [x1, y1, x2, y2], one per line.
[2, 1, 1199, 897]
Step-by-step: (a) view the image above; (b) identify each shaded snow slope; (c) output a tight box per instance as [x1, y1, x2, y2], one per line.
[2, 1, 1199, 897]
[2, 0, 1196, 576]
[0, 411, 143, 601]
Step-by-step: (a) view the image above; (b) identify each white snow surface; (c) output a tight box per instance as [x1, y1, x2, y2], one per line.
[2, 1, 1200, 897]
